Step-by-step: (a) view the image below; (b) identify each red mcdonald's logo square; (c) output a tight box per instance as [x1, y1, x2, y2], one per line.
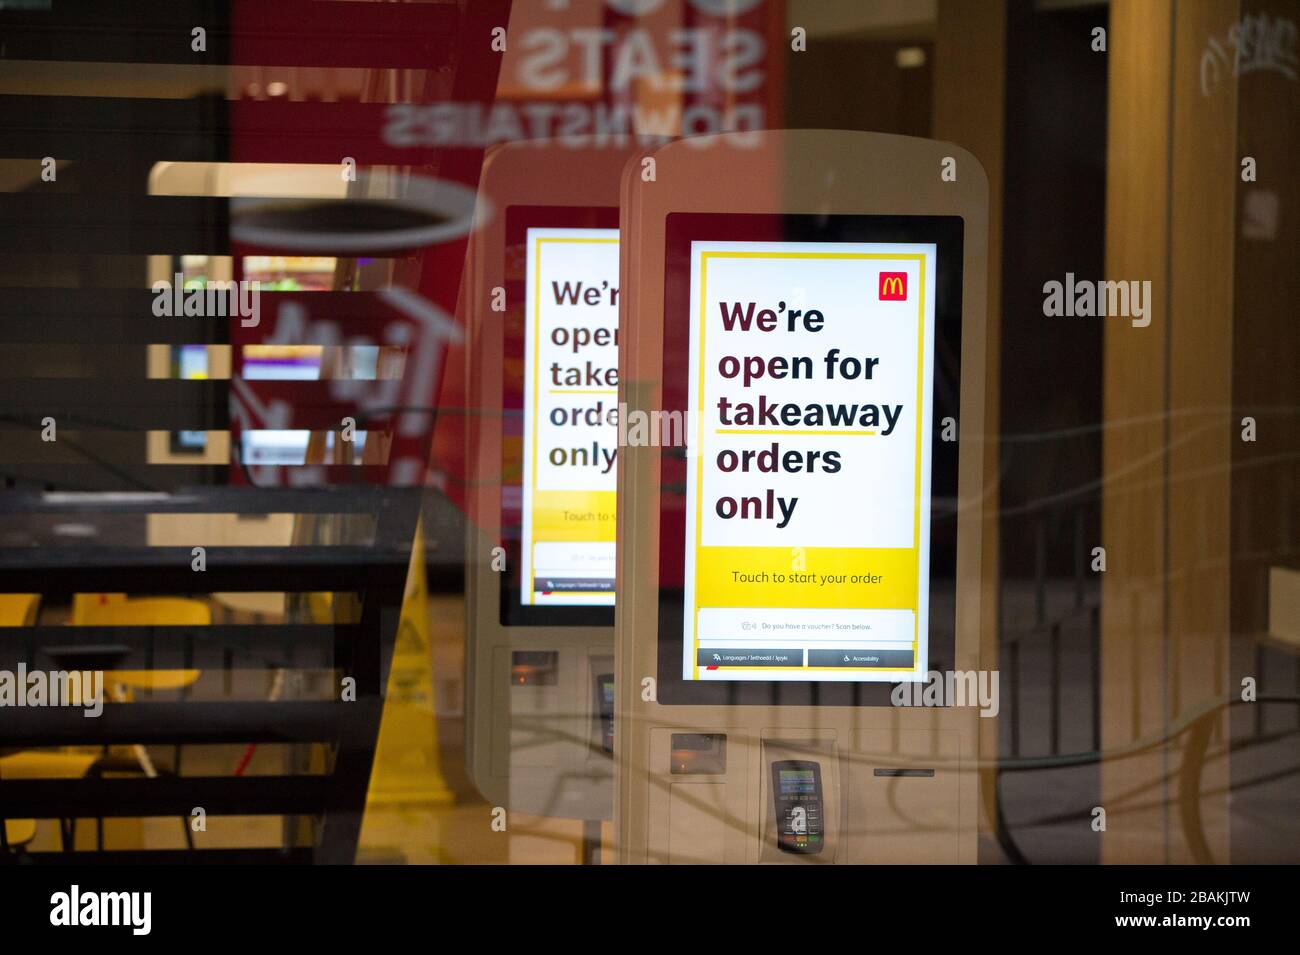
[879, 272, 907, 301]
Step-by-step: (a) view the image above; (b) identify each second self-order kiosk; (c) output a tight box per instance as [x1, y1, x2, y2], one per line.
[465, 142, 634, 828]
[615, 130, 988, 863]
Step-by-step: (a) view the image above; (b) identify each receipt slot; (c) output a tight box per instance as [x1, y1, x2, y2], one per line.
[615, 131, 987, 863]
[465, 142, 636, 825]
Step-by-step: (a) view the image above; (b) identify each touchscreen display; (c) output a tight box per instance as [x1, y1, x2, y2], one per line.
[681, 238, 937, 683]
[519, 226, 620, 607]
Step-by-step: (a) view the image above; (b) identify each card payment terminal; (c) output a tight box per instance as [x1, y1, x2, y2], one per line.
[771, 760, 825, 854]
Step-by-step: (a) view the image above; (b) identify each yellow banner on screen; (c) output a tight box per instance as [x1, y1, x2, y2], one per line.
[530, 490, 616, 543]
[694, 546, 918, 610]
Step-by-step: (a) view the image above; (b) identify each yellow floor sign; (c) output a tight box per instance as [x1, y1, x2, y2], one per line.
[365, 521, 454, 807]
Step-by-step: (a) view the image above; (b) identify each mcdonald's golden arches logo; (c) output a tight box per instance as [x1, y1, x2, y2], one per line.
[878, 272, 907, 301]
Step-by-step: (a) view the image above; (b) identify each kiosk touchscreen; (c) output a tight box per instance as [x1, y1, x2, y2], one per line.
[465, 143, 634, 824]
[615, 131, 988, 863]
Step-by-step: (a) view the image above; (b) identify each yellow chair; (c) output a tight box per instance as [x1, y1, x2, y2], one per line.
[307, 590, 335, 624]
[0, 594, 99, 851]
[3, 818, 37, 847]
[71, 596, 212, 852]
[71, 593, 126, 625]
[0, 593, 39, 628]
[1, 750, 102, 848]
[73, 597, 208, 692]
[0, 594, 207, 853]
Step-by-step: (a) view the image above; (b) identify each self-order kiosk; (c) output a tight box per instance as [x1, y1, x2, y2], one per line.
[465, 142, 634, 827]
[615, 130, 988, 863]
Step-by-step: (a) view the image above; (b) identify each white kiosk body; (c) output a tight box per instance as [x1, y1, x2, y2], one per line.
[615, 130, 988, 863]
[465, 143, 634, 821]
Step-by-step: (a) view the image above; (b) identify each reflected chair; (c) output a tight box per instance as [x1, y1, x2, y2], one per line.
[0, 594, 99, 852]
[69, 595, 212, 851]
[72, 596, 209, 694]
[0, 593, 39, 627]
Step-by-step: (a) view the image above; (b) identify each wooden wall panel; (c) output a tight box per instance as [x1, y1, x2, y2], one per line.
[933, 0, 1006, 847]
[1102, 0, 1237, 864]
